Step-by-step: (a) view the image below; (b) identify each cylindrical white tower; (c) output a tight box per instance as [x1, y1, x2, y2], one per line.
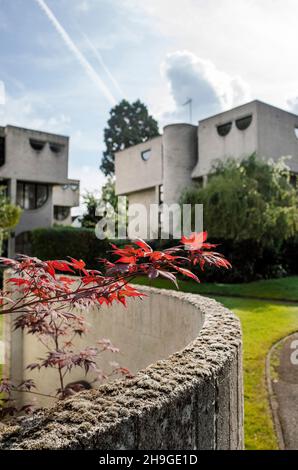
[162, 123, 198, 204]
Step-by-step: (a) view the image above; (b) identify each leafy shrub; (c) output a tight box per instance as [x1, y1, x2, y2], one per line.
[179, 155, 298, 282]
[181, 155, 298, 248]
[152, 236, 298, 283]
[30, 226, 111, 269]
[280, 236, 298, 276]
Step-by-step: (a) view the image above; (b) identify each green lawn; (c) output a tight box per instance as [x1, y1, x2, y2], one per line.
[135, 276, 298, 450]
[134, 275, 298, 301]
[213, 297, 298, 449]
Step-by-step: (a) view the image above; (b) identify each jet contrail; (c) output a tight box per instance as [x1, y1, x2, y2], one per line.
[34, 0, 116, 106]
[81, 31, 126, 99]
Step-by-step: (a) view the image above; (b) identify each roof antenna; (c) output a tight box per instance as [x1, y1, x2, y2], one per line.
[182, 98, 192, 123]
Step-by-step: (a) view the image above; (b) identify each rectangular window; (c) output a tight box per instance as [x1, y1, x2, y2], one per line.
[54, 205, 70, 221]
[24, 183, 35, 210]
[36, 184, 48, 208]
[17, 182, 49, 210]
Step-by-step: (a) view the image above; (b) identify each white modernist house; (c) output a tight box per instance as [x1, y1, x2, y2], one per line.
[115, 100, 298, 232]
[0, 125, 80, 255]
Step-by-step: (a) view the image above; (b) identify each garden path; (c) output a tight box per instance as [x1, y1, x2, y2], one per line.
[271, 333, 298, 449]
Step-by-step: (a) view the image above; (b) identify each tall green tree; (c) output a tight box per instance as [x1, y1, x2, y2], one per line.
[181, 155, 298, 247]
[0, 187, 22, 255]
[100, 99, 159, 176]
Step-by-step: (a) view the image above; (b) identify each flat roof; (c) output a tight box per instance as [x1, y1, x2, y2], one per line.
[4, 124, 69, 140]
[199, 99, 298, 123]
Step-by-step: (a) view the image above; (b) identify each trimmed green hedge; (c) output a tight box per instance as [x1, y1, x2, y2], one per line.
[151, 236, 298, 283]
[26, 228, 298, 283]
[30, 227, 111, 270]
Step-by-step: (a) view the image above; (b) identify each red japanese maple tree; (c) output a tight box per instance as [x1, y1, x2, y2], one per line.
[0, 232, 230, 418]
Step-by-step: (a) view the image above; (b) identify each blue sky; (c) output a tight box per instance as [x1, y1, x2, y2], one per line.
[0, 0, 298, 202]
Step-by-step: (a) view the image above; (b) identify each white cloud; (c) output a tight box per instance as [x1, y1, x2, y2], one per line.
[160, 50, 250, 124]
[125, 0, 298, 111]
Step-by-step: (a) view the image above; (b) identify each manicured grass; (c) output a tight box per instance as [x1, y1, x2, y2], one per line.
[134, 275, 298, 301]
[213, 297, 298, 450]
[135, 275, 298, 449]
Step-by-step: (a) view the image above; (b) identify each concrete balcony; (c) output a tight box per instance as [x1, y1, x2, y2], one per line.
[52, 179, 80, 208]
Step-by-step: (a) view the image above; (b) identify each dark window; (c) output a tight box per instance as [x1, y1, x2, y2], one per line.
[36, 184, 48, 208]
[217, 122, 232, 137]
[15, 231, 32, 255]
[290, 173, 297, 188]
[30, 139, 45, 151]
[0, 136, 5, 166]
[17, 182, 49, 210]
[141, 149, 151, 161]
[235, 115, 253, 131]
[49, 143, 63, 154]
[54, 205, 70, 221]
[159, 185, 164, 204]
[195, 176, 204, 187]
[0, 180, 9, 197]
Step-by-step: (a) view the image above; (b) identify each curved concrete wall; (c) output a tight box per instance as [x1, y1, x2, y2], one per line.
[4, 285, 204, 409]
[1, 287, 243, 450]
[0, 288, 243, 449]
[163, 124, 198, 204]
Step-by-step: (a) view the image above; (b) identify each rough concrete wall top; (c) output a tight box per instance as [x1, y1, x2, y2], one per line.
[0, 287, 242, 450]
